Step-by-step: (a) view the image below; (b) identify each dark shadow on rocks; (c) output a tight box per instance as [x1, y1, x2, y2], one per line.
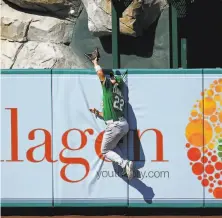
[168, 0, 222, 68]
[71, 6, 169, 69]
[3, 0, 74, 21]
[185, 0, 222, 68]
[99, 17, 159, 58]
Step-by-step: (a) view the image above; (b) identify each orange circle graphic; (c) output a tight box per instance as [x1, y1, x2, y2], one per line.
[185, 119, 213, 146]
[185, 78, 222, 199]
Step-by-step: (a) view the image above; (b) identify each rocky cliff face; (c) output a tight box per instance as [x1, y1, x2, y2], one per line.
[1, 0, 168, 69]
[4, 0, 82, 19]
[1, 0, 83, 68]
[82, 0, 167, 37]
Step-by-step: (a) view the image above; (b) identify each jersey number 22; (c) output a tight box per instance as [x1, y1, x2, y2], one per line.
[113, 95, 124, 112]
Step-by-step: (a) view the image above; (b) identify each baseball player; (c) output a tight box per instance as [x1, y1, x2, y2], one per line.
[85, 48, 134, 180]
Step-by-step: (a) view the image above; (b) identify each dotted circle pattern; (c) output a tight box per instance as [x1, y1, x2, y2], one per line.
[185, 78, 222, 199]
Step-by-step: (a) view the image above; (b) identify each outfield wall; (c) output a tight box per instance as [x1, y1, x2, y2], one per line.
[1, 69, 222, 207]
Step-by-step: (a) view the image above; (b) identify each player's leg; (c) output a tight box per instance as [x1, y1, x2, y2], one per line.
[115, 119, 134, 178]
[101, 121, 134, 179]
[102, 123, 127, 168]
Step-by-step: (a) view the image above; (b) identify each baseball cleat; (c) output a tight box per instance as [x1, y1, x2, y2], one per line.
[125, 161, 134, 180]
[84, 48, 100, 62]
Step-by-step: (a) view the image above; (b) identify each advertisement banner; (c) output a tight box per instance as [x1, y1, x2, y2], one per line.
[1, 69, 221, 207]
[52, 69, 128, 206]
[1, 70, 53, 206]
[203, 69, 222, 207]
[127, 70, 204, 207]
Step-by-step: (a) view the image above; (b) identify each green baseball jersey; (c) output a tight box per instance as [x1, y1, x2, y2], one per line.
[101, 75, 125, 121]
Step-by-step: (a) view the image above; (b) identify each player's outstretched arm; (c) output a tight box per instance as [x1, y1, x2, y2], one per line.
[85, 48, 106, 83]
[92, 59, 105, 83]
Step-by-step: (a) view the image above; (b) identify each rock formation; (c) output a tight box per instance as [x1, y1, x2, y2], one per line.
[1, 0, 168, 69]
[1, 0, 83, 68]
[81, 0, 168, 37]
[4, 0, 82, 19]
